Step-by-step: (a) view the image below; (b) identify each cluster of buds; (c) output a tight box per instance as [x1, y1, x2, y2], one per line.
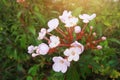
[27, 10, 106, 73]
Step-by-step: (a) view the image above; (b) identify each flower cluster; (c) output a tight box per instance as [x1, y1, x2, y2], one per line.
[27, 10, 106, 73]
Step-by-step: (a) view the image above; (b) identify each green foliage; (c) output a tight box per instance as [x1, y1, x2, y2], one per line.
[0, 0, 120, 80]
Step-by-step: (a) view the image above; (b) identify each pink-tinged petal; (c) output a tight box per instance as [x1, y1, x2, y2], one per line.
[64, 59, 70, 67]
[32, 53, 39, 57]
[36, 43, 49, 55]
[61, 64, 67, 73]
[64, 49, 70, 56]
[83, 19, 89, 23]
[74, 26, 81, 33]
[49, 35, 60, 48]
[37, 28, 47, 40]
[47, 28, 53, 33]
[28, 45, 35, 54]
[73, 54, 79, 61]
[52, 63, 61, 72]
[79, 14, 89, 19]
[89, 14, 96, 20]
[68, 56, 73, 62]
[97, 45, 102, 50]
[47, 18, 59, 32]
[52, 56, 62, 63]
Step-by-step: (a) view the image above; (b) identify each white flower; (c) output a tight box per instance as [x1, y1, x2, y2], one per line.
[64, 47, 82, 61]
[28, 45, 35, 54]
[74, 26, 81, 33]
[47, 18, 59, 32]
[49, 35, 60, 48]
[59, 10, 72, 23]
[36, 43, 49, 55]
[37, 28, 47, 40]
[52, 56, 70, 73]
[79, 13, 96, 23]
[65, 17, 78, 27]
[71, 41, 84, 52]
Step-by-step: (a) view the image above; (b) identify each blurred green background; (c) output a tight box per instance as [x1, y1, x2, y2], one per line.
[0, 0, 120, 80]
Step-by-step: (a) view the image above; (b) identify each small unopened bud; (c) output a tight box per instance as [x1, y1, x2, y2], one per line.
[87, 43, 90, 46]
[93, 32, 96, 36]
[90, 26, 93, 30]
[97, 45, 102, 50]
[74, 26, 81, 33]
[17, 0, 25, 3]
[101, 36, 106, 40]
[92, 41, 96, 44]
[32, 53, 39, 57]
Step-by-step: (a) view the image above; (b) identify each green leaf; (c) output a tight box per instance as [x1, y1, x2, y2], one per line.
[34, 12, 46, 25]
[109, 38, 120, 45]
[28, 26, 36, 35]
[28, 65, 39, 76]
[72, 7, 82, 16]
[66, 64, 79, 80]
[20, 34, 26, 48]
[27, 76, 33, 80]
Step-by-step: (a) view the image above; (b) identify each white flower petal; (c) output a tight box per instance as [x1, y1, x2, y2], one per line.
[73, 54, 79, 61]
[49, 35, 60, 48]
[89, 14, 96, 20]
[37, 28, 47, 40]
[52, 56, 62, 63]
[68, 56, 73, 62]
[83, 19, 89, 23]
[79, 13, 96, 23]
[61, 64, 67, 73]
[52, 63, 61, 72]
[64, 49, 70, 56]
[32, 53, 39, 57]
[28, 45, 35, 54]
[52, 56, 70, 73]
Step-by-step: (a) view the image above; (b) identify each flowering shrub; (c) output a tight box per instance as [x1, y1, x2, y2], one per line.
[27, 10, 106, 73]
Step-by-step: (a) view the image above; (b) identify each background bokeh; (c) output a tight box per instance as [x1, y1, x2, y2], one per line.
[0, 0, 120, 80]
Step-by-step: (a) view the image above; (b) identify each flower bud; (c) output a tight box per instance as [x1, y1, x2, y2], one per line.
[101, 36, 106, 40]
[93, 32, 96, 36]
[90, 26, 93, 30]
[32, 53, 39, 57]
[97, 45, 102, 50]
[74, 26, 81, 33]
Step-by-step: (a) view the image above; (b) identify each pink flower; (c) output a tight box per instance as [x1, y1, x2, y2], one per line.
[71, 41, 84, 52]
[64, 47, 82, 61]
[47, 18, 59, 32]
[52, 56, 70, 73]
[27, 45, 35, 54]
[37, 28, 47, 40]
[65, 17, 78, 27]
[49, 35, 60, 48]
[36, 43, 49, 55]
[59, 10, 72, 23]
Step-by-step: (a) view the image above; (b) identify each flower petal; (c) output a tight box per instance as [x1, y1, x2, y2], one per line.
[52, 63, 61, 72]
